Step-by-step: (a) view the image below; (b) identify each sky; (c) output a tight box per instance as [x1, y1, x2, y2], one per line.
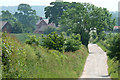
[0, 0, 120, 11]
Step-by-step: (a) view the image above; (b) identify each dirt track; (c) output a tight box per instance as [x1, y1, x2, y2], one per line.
[80, 44, 110, 78]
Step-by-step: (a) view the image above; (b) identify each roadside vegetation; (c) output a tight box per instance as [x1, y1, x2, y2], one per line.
[2, 32, 88, 78]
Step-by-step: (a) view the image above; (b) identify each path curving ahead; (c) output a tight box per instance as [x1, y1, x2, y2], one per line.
[80, 44, 110, 78]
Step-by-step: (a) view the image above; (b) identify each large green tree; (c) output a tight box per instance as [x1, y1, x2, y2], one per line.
[59, 2, 116, 46]
[1, 10, 17, 25]
[44, 2, 72, 26]
[14, 4, 39, 33]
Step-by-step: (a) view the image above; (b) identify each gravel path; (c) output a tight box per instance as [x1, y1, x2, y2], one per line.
[80, 44, 110, 78]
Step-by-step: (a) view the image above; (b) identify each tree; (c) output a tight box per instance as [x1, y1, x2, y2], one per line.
[59, 3, 116, 46]
[44, 2, 70, 26]
[108, 33, 120, 61]
[1, 10, 17, 25]
[14, 4, 39, 33]
[12, 21, 23, 33]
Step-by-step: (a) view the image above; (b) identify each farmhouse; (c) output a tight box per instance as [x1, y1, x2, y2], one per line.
[34, 17, 56, 33]
[0, 21, 12, 33]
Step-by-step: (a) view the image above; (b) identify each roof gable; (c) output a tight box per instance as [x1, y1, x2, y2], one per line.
[36, 19, 49, 26]
[0, 21, 8, 30]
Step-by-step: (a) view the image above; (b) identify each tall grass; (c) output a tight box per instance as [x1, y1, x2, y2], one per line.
[2, 33, 88, 78]
[10, 33, 42, 43]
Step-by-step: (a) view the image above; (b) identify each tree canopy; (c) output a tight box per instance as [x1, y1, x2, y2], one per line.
[14, 4, 39, 33]
[48, 2, 116, 46]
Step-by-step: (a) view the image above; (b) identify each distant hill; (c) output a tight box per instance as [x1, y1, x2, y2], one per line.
[0, 6, 46, 17]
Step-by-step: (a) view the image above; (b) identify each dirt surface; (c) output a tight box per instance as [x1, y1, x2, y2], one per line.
[80, 44, 110, 78]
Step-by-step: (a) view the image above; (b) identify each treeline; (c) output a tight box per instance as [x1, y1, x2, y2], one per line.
[0, 4, 39, 33]
[45, 2, 116, 46]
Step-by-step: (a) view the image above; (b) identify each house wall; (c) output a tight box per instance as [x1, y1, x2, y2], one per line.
[34, 20, 48, 33]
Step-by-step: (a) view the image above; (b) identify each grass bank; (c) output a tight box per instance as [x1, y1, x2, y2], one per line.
[10, 33, 42, 43]
[2, 33, 88, 78]
[97, 41, 119, 79]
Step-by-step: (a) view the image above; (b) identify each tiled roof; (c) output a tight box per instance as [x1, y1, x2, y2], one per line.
[36, 19, 49, 25]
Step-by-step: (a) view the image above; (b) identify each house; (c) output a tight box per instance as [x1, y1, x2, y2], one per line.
[113, 26, 120, 32]
[34, 17, 56, 33]
[0, 21, 12, 33]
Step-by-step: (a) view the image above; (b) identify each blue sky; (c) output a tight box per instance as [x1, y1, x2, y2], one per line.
[0, 0, 120, 11]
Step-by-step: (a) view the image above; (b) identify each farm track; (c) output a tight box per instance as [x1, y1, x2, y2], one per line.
[79, 44, 110, 79]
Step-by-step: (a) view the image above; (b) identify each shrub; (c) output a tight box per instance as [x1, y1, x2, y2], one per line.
[2, 33, 27, 77]
[25, 35, 40, 46]
[65, 34, 81, 52]
[44, 26, 56, 34]
[42, 32, 66, 52]
[108, 33, 120, 61]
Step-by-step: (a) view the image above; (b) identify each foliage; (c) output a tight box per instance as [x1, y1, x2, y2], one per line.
[25, 35, 40, 46]
[1, 10, 17, 25]
[65, 34, 81, 52]
[44, 2, 80, 26]
[108, 57, 119, 78]
[42, 32, 65, 52]
[14, 3, 39, 33]
[11, 21, 23, 33]
[44, 2, 69, 26]
[59, 2, 115, 46]
[1, 4, 39, 33]
[108, 33, 120, 61]
[2, 33, 27, 77]
[44, 26, 57, 34]
[2, 33, 88, 78]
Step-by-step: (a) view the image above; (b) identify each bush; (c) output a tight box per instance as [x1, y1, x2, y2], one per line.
[2, 33, 27, 77]
[65, 34, 81, 52]
[25, 35, 40, 46]
[44, 26, 57, 34]
[108, 33, 120, 61]
[42, 32, 65, 52]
